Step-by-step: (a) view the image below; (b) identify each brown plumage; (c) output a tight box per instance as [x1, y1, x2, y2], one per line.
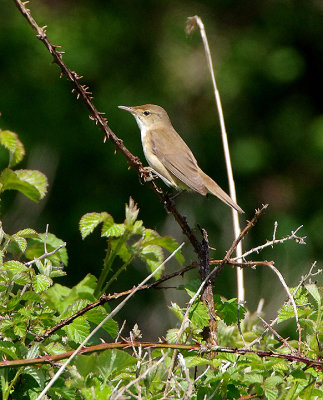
[119, 104, 244, 213]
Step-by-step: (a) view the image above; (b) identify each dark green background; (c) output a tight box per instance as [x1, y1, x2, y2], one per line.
[1, 0, 322, 338]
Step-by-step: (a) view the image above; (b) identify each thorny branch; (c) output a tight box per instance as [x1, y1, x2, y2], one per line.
[13, 0, 202, 256]
[33, 214, 307, 343]
[1, 340, 321, 370]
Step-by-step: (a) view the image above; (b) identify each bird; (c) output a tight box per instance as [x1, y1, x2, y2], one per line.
[118, 104, 244, 213]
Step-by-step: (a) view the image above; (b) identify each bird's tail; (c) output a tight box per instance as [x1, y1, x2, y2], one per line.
[201, 171, 244, 213]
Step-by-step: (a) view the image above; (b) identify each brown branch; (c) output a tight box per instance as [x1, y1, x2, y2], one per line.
[211, 204, 268, 281]
[199, 227, 217, 346]
[1, 340, 321, 370]
[13, 0, 202, 256]
[33, 256, 273, 343]
[259, 316, 296, 353]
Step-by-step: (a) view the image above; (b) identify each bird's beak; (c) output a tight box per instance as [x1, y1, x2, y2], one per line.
[118, 105, 134, 114]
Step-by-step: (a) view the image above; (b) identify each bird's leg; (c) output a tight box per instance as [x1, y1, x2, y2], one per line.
[139, 166, 158, 184]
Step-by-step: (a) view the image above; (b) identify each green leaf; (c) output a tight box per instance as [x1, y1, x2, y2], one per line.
[79, 212, 113, 239]
[85, 307, 118, 338]
[144, 235, 184, 265]
[169, 302, 184, 322]
[102, 223, 126, 238]
[16, 169, 47, 199]
[32, 274, 53, 293]
[20, 291, 43, 302]
[3, 260, 29, 274]
[24, 366, 45, 388]
[96, 349, 137, 378]
[16, 228, 40, 238]
[64, 316, 90, 343]
[166, 328, 180, 343]
[0, 340, 18, 359]
[264, 376, 284, 400]
[189, 301, 210, 330]
[277, 304, 295, 323]
[184, 356, 212, 368]
[214, 296, 245, 325]
[14, 322, 27, 337]
[0, 168, 48, 202]
[0, 130, 25, 167]
[25, 233, 68, 266]
[140, 244, 164, 278]
[60, 299, 89, 319]
[244, 373, 264, 385]
[305, 283, 321, 306]
[11, 234, 27, 253]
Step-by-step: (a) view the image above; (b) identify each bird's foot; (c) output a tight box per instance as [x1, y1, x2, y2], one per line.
[140, 166, 158, 183]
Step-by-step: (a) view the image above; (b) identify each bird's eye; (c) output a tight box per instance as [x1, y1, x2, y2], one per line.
[143, 111, 150, 116]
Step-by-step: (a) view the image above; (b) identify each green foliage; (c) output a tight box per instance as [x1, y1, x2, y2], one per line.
[80, 197, 184, 296]
[0, 129, 47, 202]
[0, 11, 322, 394]
[0, 136, 321, 400]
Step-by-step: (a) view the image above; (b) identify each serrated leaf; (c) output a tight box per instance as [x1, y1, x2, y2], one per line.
[112, 241, 132, 263]
[244, 373, 264, 385]
[96, 349, 137, 378]
[61, 299, 89, 319]
[25, 233, 68, 266]
[32, 274, 53, 293]
[3, 260, 28, 274]
[102, 223, 126, 238]
[133, 220, 145, 234]
[264, 375, 284, 388]
[85, 307, 118, 338]
[0, 130, 25, 167]
[16, 228, 40, 239]
[79, 212, 113, 239]
[0, 168, 47, 202]
[165, 328, 180, 343]
[0, 340, 18, 359]
[144, 236, 185, 265]
[11, 234, 27, 252]
[277, 304, 295, 323]
[14, 322, 27, 337]
[305, 284, 321, 306]
[169, 302, 184, 322]
[140, 244, 164, 278]
[184, 356, 212, 368]
[189, 301, 210, 329]
[64, 316, 90, 343]
[16, 169, 47, 199]
[214, 297, 245, 325]
[24, 366, 45, 388]
[12, 273, 30, 285]
[20, 291, 43, 302]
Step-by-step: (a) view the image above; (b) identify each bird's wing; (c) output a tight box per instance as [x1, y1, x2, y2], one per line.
[150, 128, 206, 194]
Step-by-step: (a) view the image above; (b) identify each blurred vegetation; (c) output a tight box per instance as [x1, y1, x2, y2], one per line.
[0, 0, 322, 337]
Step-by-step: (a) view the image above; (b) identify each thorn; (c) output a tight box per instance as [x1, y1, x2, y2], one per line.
[60, 72, 63, 79]
[114, 149, 117, 155]
[77, 93, 80, 99]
